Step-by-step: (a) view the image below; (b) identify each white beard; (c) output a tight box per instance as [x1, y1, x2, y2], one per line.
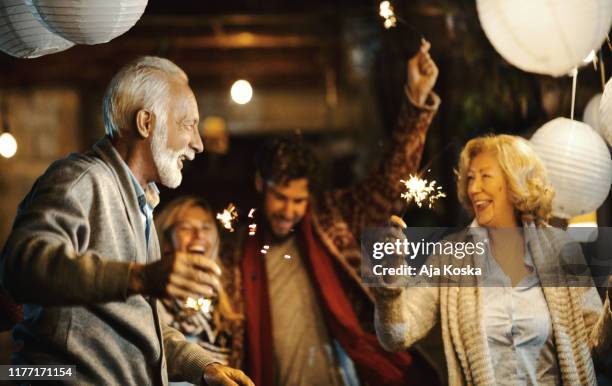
[151, 119, 193, 188]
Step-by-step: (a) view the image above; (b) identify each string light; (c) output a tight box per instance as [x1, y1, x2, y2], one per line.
[230, 79, 253, 104]
[0, 131, 17, 158]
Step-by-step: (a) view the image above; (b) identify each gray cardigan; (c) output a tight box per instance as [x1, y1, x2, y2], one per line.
[1, 137, 215, 385]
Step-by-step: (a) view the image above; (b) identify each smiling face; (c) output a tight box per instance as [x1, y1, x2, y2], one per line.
[262, 178, 309, 238]
[467, 151, 517, 228]
[151, 78, 203, 188]
[170, 205, 219, 259]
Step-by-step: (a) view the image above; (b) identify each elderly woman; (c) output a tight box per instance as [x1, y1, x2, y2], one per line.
[155, 196, 243, 378]
[374, 134, 612, 386]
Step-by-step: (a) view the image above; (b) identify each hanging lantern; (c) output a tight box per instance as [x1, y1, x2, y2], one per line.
[476, 0, 612, 77]
[530, 117, 612, 219]
[0, 0, 73, 58]
[26, 0, 148, 45]
[599, 78, 612, 146]
[583, 93, 602, 132]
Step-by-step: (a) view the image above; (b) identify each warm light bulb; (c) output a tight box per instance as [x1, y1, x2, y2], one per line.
[0, 132, 17, 158]
[230, 79, 253, 105]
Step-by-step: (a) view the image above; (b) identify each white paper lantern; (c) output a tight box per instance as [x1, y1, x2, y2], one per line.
[476, 0, 612, 77]
[0, 0, 73, 58]
[26, 0, 148, 45]
[583, 93, 602, 132]
[530, 117, 612, 219]
[599, 78, 612, 146]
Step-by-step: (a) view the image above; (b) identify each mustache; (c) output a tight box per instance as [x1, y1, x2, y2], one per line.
[179, 149, 195, 161]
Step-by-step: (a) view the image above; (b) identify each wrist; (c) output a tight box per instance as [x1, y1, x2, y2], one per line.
[127, 263, 147, 295]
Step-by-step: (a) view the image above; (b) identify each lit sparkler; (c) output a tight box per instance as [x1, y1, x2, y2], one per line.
[247, 208, 257, 236]
[216, 203, 239, 232]
[400, 174, 446, 209]
[379, 1, 397, 29]
[261, 245, 270, 255]
[185, 296, 212, 313]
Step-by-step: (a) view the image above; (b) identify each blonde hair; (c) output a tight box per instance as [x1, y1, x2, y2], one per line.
[456, 134, 554, 226]
[155, 196, 242, 322]
[103, 56, 188, 138]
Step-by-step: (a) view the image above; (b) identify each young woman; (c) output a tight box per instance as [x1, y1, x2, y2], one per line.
[155, 196, 243, 374]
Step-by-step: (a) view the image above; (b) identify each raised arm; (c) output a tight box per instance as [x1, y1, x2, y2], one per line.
[326, 40, 441, 234]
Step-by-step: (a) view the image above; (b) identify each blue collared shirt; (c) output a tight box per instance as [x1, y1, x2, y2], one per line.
[469, 221, 561, 386]
[125, 167, 158, 249]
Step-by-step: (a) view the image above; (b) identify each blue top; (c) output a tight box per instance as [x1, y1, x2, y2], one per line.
[470, 223, 561, 386]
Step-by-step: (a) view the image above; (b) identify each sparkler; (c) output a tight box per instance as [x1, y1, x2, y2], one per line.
[400, 173, 446, 209]
[379, 1, 397, 29]
[185, 296, 212, 313]
[216, 203, 239, 232]
[248, 207, 258, 236]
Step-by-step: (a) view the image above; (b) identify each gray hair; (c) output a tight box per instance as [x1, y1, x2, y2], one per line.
[102, 56, 188, 138]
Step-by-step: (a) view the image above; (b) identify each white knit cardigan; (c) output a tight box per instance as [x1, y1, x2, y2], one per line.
[374, 225, 612, 386]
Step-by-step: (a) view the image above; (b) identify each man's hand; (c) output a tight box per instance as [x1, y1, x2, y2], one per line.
[406, 39, 438, 106]
[128, 252, 221, 300]
[202, 363, 255, 386]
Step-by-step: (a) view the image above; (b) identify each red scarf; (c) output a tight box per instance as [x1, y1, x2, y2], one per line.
[242, 210, 438, 386]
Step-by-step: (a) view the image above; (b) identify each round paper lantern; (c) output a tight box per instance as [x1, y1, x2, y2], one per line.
[0, 0, 73, 58]
[583, 93, 602, 131]
[599, 78, 612, 146]
[476, 0, 612, 77]
[530, 117, 612, 219]
[26, 0, 148, 45]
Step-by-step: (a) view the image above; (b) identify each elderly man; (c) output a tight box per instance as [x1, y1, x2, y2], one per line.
[0, 57, 253, 386]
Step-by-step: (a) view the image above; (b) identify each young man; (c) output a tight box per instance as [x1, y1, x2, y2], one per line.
[222, 40, 442, 386]
[1, 57, 252, 386]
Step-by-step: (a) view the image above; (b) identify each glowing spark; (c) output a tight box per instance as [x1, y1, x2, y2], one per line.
[185, 297, 197, 309]
[379, 1, 397, 29]
[284, 254, 292, 259]
[184, 297, 212, 313]
[261, 244, 270, 254]
[248, 208, 256, 218]
[249, 223, 257, 236]
[216, 203, 239, 232]
[379, 1, 393, 18]
[384, 17, 397, 29]
[400, 174, 446, 209]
